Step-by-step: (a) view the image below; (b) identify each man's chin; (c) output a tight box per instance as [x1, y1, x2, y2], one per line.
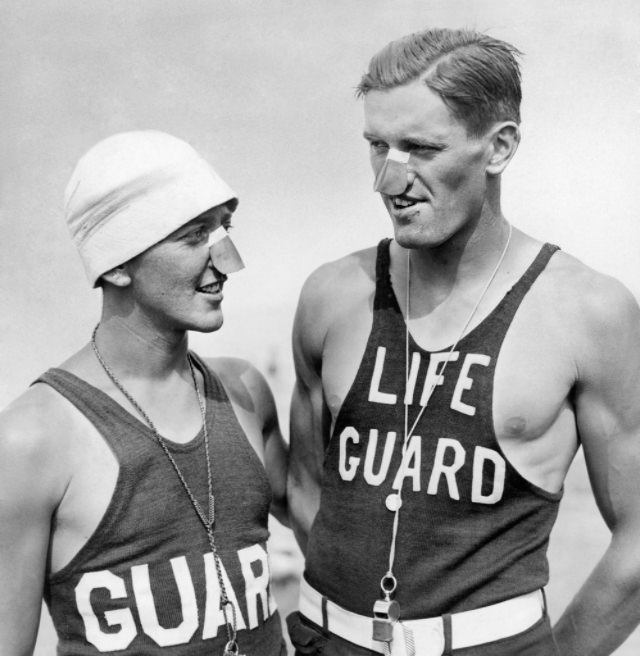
[393, 226, 429, 249]
[393, 222, 451, 251]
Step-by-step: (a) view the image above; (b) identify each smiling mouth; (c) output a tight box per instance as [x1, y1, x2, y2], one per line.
[196, 282, 223, 295]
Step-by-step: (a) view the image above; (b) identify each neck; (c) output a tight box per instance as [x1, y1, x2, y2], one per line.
[93, 315, 191, 380]
[402, 215, 512, 288]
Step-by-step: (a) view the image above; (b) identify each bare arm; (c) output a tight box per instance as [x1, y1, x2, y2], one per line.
[553, 278, 640, 655]
[287, 272, 333, 555]
[254, 368, 289, 526]
[0, 390, 67, 655]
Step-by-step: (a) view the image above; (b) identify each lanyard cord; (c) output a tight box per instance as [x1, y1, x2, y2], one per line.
[383, 223, 513, 589]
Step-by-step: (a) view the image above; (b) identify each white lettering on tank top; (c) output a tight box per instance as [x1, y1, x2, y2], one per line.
[364, 430, 396, 486]
[238, 544, 274, 629]
[420, 352, 459, 406]
[202, 552, 247, 638]
[404, 352, 421, 405]
[472, 446, 506, 504]
[339, 426, 360, 481]
[368, 347, 398, 404]
[338, 427, 506, 504]
[132, 556, 198, 645]
[74, 544, 275, 650]
[367, 348, 491, 417]
[427, 438, 466, 500]
[451, 354, 491, 415]
[341, 346, 506, 503]
[391, 435, 422, 492]
[75, 570, 137, 651]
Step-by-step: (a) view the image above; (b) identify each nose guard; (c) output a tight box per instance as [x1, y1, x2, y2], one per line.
[208, 226, 245, 274]
[373, 148, 411, 196]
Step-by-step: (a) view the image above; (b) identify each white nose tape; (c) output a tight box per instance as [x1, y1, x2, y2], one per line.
[207, 226, 245, 274]
[374, 148, 411, 196]
[387, 148, 411, 164]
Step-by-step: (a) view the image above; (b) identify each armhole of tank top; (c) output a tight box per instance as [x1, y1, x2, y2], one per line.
[34, 371, 134, 584]
[373, 238, 396, 312]
[34, 368, 156, 450]
[328, 239, 399, 442]
[487, 242, 564, 502]
[188, 352, 273, 489]
[498, 243, 560, 317]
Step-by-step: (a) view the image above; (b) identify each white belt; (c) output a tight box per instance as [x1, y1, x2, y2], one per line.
[299, 578, 545, 654]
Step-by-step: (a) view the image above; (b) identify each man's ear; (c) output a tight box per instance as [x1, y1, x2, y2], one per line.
[101, 265, 132, 287]
[486, 122, 520, 176]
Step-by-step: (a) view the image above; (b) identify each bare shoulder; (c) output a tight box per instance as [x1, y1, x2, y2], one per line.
[295, 245, 379, 356]
[545, 250, 639, 330]
[1, 383, 70, 451]
[0, 384, 74, 498]
[300, 245, 378, 307]
[537, 250, 640, 370]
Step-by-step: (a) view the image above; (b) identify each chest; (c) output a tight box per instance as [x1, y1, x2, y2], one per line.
[50, 396, 265, 576]
[322, 292, 575, 446]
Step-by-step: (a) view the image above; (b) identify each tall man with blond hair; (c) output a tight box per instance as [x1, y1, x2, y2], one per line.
[287, 28, 640, 656]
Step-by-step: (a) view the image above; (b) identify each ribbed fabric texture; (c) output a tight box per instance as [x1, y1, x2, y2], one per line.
[36, 353, 283, 654]
[305, 241, 562, 618]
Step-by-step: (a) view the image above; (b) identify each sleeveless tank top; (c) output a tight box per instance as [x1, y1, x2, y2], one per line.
[35, 353, 283, 655]
[304, 240, 563, 619]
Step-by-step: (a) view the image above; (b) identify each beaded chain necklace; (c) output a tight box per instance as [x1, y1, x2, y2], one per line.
[91, 324, 244, 656]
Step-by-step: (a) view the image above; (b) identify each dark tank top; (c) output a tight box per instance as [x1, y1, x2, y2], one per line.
[35, 354, 284, 655]
[304, 240, 563, 619]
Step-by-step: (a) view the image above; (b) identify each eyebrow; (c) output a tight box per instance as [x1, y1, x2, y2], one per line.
[362, 132, 446, 151]
[363, 129, 444, 143]
[172, 217, 212, 237]
[401, 137, 446, 149]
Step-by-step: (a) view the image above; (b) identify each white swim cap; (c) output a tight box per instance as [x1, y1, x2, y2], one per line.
[64, 130, 238, 287]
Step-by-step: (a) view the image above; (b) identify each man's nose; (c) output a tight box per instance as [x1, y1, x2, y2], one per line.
[374, 148, 411, 196]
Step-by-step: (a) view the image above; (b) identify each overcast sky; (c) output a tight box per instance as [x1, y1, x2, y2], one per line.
[2, 0, 639, 406]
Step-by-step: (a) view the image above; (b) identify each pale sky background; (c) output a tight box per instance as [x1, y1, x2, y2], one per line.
[2, 0, 640, 407]
[2, 2, 640, 653]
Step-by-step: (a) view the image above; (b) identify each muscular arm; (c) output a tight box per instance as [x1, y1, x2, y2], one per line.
[0, 389, 68, 655]
[287, 271, 333, 555]
[553, 278, 640, 655]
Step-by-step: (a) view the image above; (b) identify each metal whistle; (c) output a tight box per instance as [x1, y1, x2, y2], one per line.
[372, 596, 401, 643]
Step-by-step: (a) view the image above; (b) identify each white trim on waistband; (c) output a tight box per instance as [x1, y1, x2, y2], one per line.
[298, 578, 545, 653]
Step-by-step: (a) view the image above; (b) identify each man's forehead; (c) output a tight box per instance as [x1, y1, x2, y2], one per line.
[363, 82, 462, 138]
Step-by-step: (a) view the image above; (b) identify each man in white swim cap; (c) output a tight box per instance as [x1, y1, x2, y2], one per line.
[0, 131, 289, 655]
